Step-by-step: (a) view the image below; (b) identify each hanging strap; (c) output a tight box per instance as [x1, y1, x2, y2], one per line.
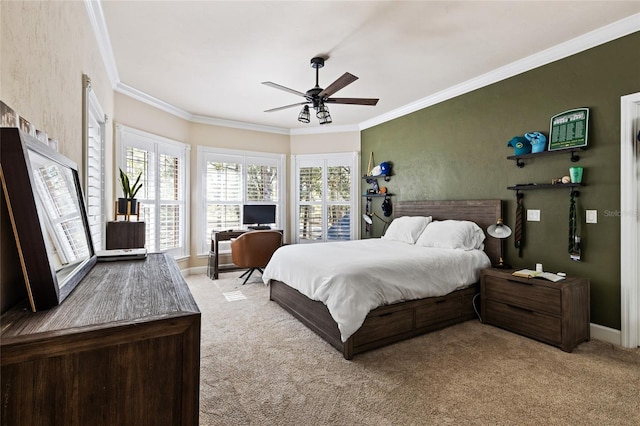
[568, 191, 580, 260]
[514, 193, 524, 257]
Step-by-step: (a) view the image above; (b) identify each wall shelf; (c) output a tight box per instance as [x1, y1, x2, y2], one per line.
[363, 193, 394, 198]
[508, 182, 584, 196]
[508, 148, 586, 168]
[507, 183, 583, 190]
[363, 174, 391, 182]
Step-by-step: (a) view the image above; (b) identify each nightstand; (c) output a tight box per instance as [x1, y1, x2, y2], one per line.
[480, 268, 590, 352]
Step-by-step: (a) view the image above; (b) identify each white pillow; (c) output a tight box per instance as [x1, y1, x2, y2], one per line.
[415, 220, 485, 250]
[382, 216, 432, 244]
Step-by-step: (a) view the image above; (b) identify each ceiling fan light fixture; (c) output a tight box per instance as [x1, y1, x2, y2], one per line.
[316, 104, 332, 125]
[298, 105, 310, 123]
[263, 57, 378, 125]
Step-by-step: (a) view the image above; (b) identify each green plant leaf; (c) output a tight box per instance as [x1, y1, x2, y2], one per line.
[129, 172, 143, 199]
[119, 168, 143, 199]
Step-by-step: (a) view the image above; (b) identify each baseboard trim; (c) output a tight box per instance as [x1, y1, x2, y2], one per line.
[183, 266, 207, 277]
[590, 323, 621, 345]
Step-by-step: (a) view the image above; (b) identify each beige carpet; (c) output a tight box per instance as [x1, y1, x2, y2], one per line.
[186, 272, 640, 426]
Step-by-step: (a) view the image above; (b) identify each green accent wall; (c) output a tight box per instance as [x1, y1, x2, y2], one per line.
[362, 32, 640, 330]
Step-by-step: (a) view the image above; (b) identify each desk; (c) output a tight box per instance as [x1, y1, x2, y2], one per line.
[210, 229, 282, 279]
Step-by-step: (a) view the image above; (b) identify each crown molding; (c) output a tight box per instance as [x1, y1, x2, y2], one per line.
[190, 114, 291, 135]
[360, 13, 640, 131]
[116, 83, 291, 135]
[87, 1, 639, 136]
[84, 0, 119, 87]
[116, 82, 193, 120]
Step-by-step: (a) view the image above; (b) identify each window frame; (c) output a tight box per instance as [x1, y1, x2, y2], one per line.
[292, 152, 359, 244]
[197, 146, 286, 255]
[116, 124, 190, 258]
[82, 74, 106, 251]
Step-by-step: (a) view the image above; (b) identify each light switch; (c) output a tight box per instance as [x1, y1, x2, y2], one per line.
[527, 209, 541, 222]
[586, 210, 598, 224]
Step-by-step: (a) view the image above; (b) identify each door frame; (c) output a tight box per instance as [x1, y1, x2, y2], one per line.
[620, 92, 640, 348]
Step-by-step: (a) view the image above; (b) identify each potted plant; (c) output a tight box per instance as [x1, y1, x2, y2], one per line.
[117, 168, 143, 219]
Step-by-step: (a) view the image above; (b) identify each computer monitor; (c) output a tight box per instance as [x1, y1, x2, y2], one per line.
[242, 204, 276, 230]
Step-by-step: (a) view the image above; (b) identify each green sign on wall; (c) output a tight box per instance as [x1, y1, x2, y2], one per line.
[548, 108, 589, 151]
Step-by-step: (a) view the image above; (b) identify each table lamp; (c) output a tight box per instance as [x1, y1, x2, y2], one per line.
[362, 212, 390, 234]
[486, 218, 512, 269]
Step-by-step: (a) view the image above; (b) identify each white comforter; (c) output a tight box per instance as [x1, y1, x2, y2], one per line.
[262, 239, 490, 342]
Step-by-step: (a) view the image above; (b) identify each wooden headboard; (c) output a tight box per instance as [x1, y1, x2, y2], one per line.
[394, 199, 503, 266]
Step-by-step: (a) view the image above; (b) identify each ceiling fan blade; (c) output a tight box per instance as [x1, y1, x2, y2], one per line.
[262, 81, 306, 98]
[326, 97, 379, 106]
[318, 72, 358, 98]
[264, 102, 309, 113]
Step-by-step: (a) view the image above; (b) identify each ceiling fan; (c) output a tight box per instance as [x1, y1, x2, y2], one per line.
[262, 57, 379, 125]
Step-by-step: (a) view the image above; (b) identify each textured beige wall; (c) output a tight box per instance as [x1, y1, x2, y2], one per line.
[0, 0, 114, 170]
[290, 131, 360, 154]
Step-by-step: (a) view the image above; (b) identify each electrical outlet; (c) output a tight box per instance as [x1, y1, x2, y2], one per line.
[586, 210, 598, 223]
[527, 209, 541, 222]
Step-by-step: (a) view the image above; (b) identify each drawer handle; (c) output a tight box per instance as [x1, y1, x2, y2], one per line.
[378, 312, 395, 317]
[507, 303, 534, 314]
[506, 278, 533, 286]
[435, 299, 447, 304]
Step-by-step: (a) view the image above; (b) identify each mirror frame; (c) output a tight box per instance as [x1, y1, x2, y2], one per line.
[0, 128, 96, 311]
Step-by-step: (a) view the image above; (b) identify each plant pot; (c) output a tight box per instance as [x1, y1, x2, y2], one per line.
[117, 198, 138, 217]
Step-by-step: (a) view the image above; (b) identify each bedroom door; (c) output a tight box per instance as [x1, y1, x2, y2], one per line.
[620, 91, 640, 348]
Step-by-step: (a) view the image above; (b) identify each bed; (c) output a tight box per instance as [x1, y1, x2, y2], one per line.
[265, 199, 502, 359]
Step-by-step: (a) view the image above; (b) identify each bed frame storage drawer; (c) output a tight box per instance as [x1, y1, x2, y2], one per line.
[352, 308, 414, 347]
[415, 294, 462, 328]
[481, 268, 590, 352]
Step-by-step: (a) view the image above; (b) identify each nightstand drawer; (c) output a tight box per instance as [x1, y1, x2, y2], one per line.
[484, 276, 561, 315]
[485, 300, 562, 345]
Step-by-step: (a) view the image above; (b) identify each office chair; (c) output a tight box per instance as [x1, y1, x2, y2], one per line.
[230, 230, 282, 285]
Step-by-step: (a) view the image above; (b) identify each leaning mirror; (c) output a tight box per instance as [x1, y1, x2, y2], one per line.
[0, 128, 96, 311]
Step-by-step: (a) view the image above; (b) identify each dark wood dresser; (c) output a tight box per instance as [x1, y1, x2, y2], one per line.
[481, 268, 590, 352]
[1, 253, 200, 425]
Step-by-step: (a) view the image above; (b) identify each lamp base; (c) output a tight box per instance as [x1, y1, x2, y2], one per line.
[492, 262, 512, 269]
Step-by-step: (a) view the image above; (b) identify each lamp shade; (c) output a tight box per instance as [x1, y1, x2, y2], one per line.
[487, 219, 512, 239]
[316, 104, 332, 125]
[298, 105, 310, 123]
[362, 213, 373, 225]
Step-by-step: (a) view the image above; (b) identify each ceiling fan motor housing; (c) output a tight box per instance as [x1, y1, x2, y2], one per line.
[310, 57, 325, 69]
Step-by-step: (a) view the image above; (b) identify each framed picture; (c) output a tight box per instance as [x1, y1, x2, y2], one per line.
[548, 108, 589, 151]
[1, 100, 18, 127]
[0, 128, 96, 311]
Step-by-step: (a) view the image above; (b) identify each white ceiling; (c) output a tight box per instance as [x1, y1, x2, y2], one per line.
[98, 1, 640, 134]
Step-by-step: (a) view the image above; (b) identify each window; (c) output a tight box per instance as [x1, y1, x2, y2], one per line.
[82, 75, 106, 251]
[293, 153, 358, 243]
[116, 125, 190, 257]
[198, 147, 285, 254]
